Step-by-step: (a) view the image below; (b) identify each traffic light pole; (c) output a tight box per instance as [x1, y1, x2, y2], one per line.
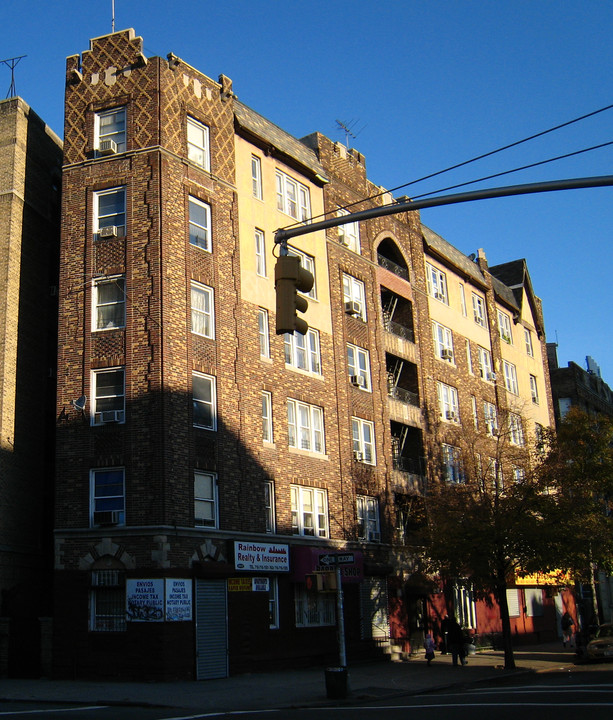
[274, 175, 613, 245]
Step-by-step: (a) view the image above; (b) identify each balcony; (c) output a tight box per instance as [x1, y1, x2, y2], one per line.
[388, 388, 422, 427]
[377, 253, 410, 282]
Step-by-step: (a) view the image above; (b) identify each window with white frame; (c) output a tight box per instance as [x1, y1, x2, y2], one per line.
[512, 466, 526, 483]
[187, 116, 210, 171]
[483, 401, 498, 437]
[459, 282, 467, 316]
[189, 196, 212, 251]
[357, 495, 380, 541]
[437, 381, 460, 422]
[94, 187, 126, 237]
[472, 293, 486, 327]
[498, 309, 513, 344]
[93, 275, 125, 331]
[432, 321, 454, 362]
[91, 566, 126, 632]
[466, 340, 474, 374]
[509, 413, 525, 446]
[352, 417, 376, 465]
[291, 485, 328, 537]
[525, 588, 544, 617]
[91, 467, 125, 527]
[503, 360, 519, 394]
[342, 273, 366, 320]
[287, 246, 316, 299]
[193, 372, 216, 430]
[276, 170, 311, 222]
[194, 471, 218, 528]
[251, 154, 263, 199]
[529, 374, 539, 404]
[347, 343, 371, 390]
[95, 107, 126, 154]
[488, 458, 501, 490]
[255, 228, 266, 277]
[294, 583, 335, 627]
[524, 327, 534, 356]
[265, 481, 275, 533]
[269, 577, 279, 629]
[191, 281, 214, 338]
[337, 207, 360, 252]
[471, 395, 479, 429]
[258, 308, 270, 358]
[92, 368, 125, 425]
[285, 328, 321, 374]
[426, 263, 448, 304]
[262, 391, 273, 443]
[477, 346, 494, 382]
[287, 399, 325, 454]
[442, 443, 463, 484]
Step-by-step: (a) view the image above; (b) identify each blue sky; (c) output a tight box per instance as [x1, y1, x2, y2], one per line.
[4, 1, 613, 382]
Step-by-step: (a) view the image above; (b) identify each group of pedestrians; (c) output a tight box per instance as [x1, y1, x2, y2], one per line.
[423, 615, 468, 667]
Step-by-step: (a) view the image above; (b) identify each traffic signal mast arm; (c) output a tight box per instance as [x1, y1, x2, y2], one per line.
[274, 175, 613, 245]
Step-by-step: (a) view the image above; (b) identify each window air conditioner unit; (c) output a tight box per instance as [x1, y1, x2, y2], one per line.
[487, 372, 497, 382]
[99, 139, 118, 155]
[434, 292, 444, 301]
[353, 450, 364, 462]
[96, 410, 124, 424]
[350, 374, 366, 388]
[339, 232, 350, 246]
[93, 510, 121, 526]
[446, 411, 457, 421]
[99, 225, 118, 238]
[345, 300, 362, 316]
[441, 349, 453, 360]
[368, 531, 381, 542]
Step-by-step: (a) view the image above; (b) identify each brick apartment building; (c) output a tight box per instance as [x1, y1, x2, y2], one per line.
[0, 97, 62, 676]
[53, 29, 558, 680]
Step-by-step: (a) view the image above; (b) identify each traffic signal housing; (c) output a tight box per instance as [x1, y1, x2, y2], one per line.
[274, 254, 314, 335]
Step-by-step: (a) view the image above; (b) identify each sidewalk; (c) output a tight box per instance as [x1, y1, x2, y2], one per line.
[0, 643, 578, 713]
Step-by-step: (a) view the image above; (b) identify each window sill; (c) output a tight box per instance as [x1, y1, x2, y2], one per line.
[288, 447, 328, 460]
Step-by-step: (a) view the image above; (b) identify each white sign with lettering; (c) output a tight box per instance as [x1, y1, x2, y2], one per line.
[234, 542, 290, 572]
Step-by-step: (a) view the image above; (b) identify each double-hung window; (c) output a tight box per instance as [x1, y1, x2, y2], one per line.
[524, 328, 534, 356]
[477, 346, 494, 382]
[91, 467, 125, 527]
[472, 293, 486, 327]
[498, 310, 513, 344]
[265, 481, 275, 533]
[529, 374, 539, 404]
[255, 228, 266, 277]
[251, 155, 263, 199]
[509, 413, 525, 446]
[442, 444, 463, 484]
[187, 116, 210, 171]
[285, 328, 321, 374]
[93, 276, 125, 331]
[189, 196, 212, 251]
[95, 107, 126, 154]
[437, 381, 459, 423]
[276, 170, 310, 221]
[94, 187, 126, 237]
[262, 391, 273, 443]
[193, 372, 217, 430]
[426, 263, 448, 304]
[503, 360, 519, 394]
[432, 321, 454, 362]
[258, 308, 270, 358]
[352, 417, 376, 465]
[287, 247, 316, 299]
[287, 399, 325, 454]
[337, 207, 360, 252]
[356, 495, 380, 541]
[484, 401, 498, 437]
[190, 282, 214, 338]
[342, 273, 366, 320]
[347, 343, 371, 390]
[459, 283, 467, 316]
[92, 368, 125, 425]
[194, 471, 218, 527]
[291, 485, 328, 537]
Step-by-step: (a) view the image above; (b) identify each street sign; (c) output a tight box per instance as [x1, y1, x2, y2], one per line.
[318, 553, 355, 567]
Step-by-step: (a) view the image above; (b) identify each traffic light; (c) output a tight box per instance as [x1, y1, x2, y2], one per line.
[274, 254, 314, 335]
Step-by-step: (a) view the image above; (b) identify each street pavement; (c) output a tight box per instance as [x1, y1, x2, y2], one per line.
[0, 643, 579, 713]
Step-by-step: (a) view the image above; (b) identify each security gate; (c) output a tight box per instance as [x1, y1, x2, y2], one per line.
[195, 579, 228, 679]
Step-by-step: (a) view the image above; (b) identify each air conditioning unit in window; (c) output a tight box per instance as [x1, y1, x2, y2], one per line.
[99, 139, 118, 155]
[353, 451, 364, 462]
[99, 225, 118, 238]
[339, 232, 350, 246]
[368, 531, 381, 542]
[93, 510, 121, 526]
[434, 292, 445, 301]
[345, 300, 362, 316]
[487, 372, 497, 382]
[441, 349, 453, 360]
[96, 410, 124, 424]
[350, 374, 366, 388]
[446, 411, 457, 421]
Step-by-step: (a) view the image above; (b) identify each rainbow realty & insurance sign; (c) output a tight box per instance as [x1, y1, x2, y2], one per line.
[234, 541, 290, 572]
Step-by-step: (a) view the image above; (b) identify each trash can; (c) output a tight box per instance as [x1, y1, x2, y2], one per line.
[325, 666, 348, 699]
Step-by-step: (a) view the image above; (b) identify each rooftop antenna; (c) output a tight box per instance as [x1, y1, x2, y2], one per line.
[1, 55, 26, 98]
[335, 118, 366, 147]
[111, 0, 115, 32]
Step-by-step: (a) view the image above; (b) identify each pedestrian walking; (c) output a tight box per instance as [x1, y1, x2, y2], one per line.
[424, 633, 436, 665]
[446, 616, 466, 666]
[561, 611, 575, 647]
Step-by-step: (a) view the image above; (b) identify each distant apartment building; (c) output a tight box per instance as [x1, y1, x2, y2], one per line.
[53, 29, 556, 680]
[0, 97, 62, 676]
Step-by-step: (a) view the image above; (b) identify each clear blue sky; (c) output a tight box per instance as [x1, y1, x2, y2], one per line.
[4, 1, 613, 383]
